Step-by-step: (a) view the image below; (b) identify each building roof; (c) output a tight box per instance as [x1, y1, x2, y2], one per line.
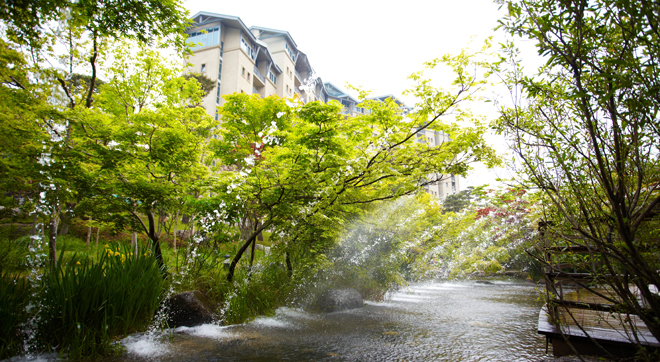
[324, 82, 359, 104]
[188, 11, 259, 44]
[249, 26, 298, 48]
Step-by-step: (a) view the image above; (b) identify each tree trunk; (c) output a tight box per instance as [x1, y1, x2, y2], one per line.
[186, 215, 194, 260]
[49, 207, 59, 269]
[131, 232, 137, 258]
[145, 210, 165, 272]
[86, 216, 92, 251]
[173, 210, 179, 254]
[95, 226, 100, 246]
[285, 251, 293, 277]
[227, 219, 272, 282]
[58, 222, 69, 236]
[249, 239, 256, 267]
[58, 208, 71, 236]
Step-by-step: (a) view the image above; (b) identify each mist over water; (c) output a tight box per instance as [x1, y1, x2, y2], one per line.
[98, 279, 545, 362]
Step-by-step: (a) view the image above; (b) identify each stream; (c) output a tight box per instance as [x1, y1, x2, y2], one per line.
[109, 279, 546, 361]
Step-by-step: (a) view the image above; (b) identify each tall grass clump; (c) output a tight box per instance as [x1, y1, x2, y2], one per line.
[0, 270, 30, 359]
[38, 244, 164, 358]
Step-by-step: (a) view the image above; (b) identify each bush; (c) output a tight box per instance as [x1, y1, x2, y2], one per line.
[37, 244, 164, 358]
[202, 260, 291, 325]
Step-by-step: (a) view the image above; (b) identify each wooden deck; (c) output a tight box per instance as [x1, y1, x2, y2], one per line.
[538, 302, 659, 357]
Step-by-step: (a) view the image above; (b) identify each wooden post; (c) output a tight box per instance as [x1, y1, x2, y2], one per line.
[132, 232, 137, 258]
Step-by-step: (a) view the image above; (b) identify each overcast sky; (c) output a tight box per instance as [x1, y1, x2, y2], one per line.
[183, 0, 544, 188]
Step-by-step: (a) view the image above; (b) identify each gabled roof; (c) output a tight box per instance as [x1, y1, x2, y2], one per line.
[250, 26, 312, 72]
[249, 26, 298, 48]
[188, 11, 258, 44]
[368, 94, 405, 106]
[324, 82, 359, 104]
[254, 39, 282, 74]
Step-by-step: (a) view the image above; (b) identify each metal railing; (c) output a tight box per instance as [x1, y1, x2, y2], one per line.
[253, 66, 266, 83]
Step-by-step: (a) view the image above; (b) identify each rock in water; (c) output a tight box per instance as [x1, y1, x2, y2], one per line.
[163, 290, 217, 327]
[314, 288, 363, 313]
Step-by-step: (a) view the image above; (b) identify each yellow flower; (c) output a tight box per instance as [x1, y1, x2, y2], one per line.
[76, 261, 81, 265]
[114, 251, 121, 257]
[104, 244, 109, 248]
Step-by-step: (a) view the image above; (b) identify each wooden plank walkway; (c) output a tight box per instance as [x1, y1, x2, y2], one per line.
[538, 304, 659, 348]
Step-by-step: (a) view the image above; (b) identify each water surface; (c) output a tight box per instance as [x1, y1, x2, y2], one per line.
[113, 279, 546, 361]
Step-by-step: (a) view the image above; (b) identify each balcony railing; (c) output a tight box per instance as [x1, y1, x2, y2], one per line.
[295, 69, 304, 82]
[253, 66, 266, 83]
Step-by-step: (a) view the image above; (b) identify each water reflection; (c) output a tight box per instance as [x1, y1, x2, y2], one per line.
[111, 279, 546, 361]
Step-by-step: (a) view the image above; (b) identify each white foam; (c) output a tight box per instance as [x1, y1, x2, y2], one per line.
[389, 295, 429, 303]
[250, 316, 291, 328]
[275, 307, 317, 320]
[364, 300, 392, 306]
[175, 324, 233, 339]
[122, 334, 170, 358]
[4, 353, 58, 362]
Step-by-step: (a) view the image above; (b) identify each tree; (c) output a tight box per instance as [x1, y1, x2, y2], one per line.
[495, 0, 660, 343]
[442, 186, 476, 213]
[82, 43, 214, 270]
[207, 45, 501, 282]
[0, 0, 190, 267]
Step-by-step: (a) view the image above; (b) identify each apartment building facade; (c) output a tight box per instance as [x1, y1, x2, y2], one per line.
[415, 128, 462, 199]
[184, 12, 334, 118]
[184, 11, 460, 199]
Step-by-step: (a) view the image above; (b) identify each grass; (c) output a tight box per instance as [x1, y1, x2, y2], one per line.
[38, 244, 164, 358]
[0, 270, 30, 359]
[0, 219, 284, 359]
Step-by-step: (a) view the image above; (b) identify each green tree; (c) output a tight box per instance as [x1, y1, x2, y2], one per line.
[0, 0, 190, 267]
[83, 43, 215, 269]
[208, 45, 501, 282]
[442, 186, 476, 213]
[495, 0, 660, 342]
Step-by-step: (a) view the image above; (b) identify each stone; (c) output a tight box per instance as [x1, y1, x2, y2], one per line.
[176, 230, 192, 241]
[313, 288, 363, 313]
[163, 290, 217, 327]
[475, 280, 494, 285]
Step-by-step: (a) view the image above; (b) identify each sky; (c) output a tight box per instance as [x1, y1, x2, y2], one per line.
[183, 0, 544, 188]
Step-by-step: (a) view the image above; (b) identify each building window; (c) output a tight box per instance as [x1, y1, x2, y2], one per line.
[201, 63, 206, 72]
[186, 27, 220, 50]
[214, 110, 218, 120]
[240, 33, 254, 59]
[220, 41, 224, 57]
[268, 70, 277, 84]
[242, 67, 246, 77]
[285, 42, 296, 61]
[247, 73, 251, 81]
[216, 81, 221, 104]
[218, 60, 222, 81]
